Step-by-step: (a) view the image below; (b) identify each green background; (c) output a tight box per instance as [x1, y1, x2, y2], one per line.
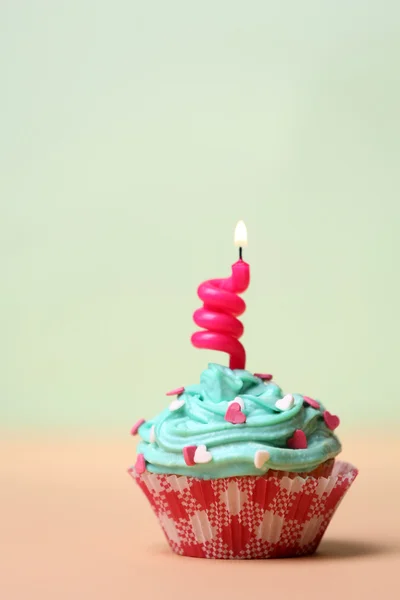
[1, 1, 399, 433]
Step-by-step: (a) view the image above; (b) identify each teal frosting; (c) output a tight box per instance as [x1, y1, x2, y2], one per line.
[136, 363, 341, 479]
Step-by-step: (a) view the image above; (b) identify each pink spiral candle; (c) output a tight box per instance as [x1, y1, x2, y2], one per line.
[191, 259, 250, 370]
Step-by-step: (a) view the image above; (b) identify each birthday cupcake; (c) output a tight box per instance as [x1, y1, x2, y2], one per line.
[128, 223, 358, 559]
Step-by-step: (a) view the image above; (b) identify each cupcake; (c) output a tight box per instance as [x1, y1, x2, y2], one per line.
[129, 363, 357, 559]
[128, 222, 357, 559]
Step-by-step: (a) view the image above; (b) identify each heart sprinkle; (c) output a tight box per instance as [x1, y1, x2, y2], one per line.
[149, 425, 156, 443]
[254, 450, 270, 469]
[183, 446, 197, 466]
[229, 396, 244, 410]
[254, 373, 273, 381]
[323, 410, 340, 431]
[194, 445, 213, 464]
[287, 429, 308, 449]
[169, 398, 185, 411]
[135, 453, 146, 474]
[275, 394, 295, 411]
[166, 386, 185, 396]
[130, 419, 145, 436]
[225, 401, 246, 424]
[303, 396, 320, 409]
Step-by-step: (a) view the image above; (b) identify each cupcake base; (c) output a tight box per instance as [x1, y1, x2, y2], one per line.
[274, 458, 335, 480]
[129, 461, 358, 559]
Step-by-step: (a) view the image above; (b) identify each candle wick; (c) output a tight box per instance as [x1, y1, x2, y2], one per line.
[239, 247, 243, 260]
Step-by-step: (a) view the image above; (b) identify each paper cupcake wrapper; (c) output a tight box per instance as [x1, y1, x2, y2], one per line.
[129, 461, 358, 559]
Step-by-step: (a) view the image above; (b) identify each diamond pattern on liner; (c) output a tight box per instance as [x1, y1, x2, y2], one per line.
[128, 462, 357, 559]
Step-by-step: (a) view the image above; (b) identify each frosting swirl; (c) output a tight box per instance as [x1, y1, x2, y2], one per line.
[136, 363, 341, 479]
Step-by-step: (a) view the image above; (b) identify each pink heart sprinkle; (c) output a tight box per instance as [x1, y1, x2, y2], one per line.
[225, 402, 246, 425]
[323, 410, 340, 431]
[183, 446, 197, 466]
[130, 418, 145, 436]
[303, 396, 320, 409]
[254, 373, 273, 381]
[135, 453, 146, 474]
[166, 386, 185, 396]
[287, 429, 308, 450]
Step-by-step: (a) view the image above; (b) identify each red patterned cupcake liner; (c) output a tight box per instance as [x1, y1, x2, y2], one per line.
[129, 461, 358, 559]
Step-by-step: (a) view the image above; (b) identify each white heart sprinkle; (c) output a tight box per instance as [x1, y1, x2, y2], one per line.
[149, 425, 156, 443]
[169, 399, 185, 411]
[275, 394, 294, 411]
[229, 396, 244, 409]
[254, 450, 270, 469]
[194, 445, 212, 464]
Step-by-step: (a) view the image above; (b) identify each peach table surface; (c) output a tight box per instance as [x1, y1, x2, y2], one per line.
[1, 434, 399, 600]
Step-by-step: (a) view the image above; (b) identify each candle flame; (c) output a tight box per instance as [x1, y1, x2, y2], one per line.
[234, 220, 248, 247]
